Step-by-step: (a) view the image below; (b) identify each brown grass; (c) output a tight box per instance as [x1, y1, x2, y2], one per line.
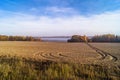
[0, 41, 100, 64]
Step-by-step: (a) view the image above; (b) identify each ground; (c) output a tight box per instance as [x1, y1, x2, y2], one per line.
[0, 41, 119, 79]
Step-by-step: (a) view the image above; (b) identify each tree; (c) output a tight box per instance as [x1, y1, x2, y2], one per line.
[68, 35, 88, 42]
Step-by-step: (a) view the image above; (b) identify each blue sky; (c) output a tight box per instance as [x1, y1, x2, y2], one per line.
[0, 0, 120, 36]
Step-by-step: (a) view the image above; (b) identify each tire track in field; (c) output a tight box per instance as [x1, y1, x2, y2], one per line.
[49, 53, 60, 58]
[49, 53, 74, 62]
[33, 51, 71, 61]
[36, 52, 58, 60]
[86, 43, 118, 62]
[33, 52, 59, 61]
[49, 53, 71, 58]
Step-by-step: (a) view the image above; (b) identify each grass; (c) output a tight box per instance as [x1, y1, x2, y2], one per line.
[0, 42, 120, 80]
[0, 55, 119, 80]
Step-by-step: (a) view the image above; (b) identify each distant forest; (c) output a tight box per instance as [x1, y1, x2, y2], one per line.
[92, 34, 120, 42]
[1, 34, 120, 42]
[0, 35, 41, 41]
[68, 34, 120, 42]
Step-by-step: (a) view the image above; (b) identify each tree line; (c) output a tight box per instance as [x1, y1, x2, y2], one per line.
[0, 35, 41, 41]
[92, 34, 120, 42]
[68, 34, 120, 42]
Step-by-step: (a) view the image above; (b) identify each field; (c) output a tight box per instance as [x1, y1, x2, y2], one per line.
[90, 43, 120, 65]
[0, 41, 119, 80]
[0, 42, 100, 63]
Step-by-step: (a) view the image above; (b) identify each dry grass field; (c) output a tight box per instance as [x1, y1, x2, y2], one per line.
[0, 41, 100, 63]
[90, 43, 120, 65]
[0, 42, 119, 64]
[0, 41, 119, 80]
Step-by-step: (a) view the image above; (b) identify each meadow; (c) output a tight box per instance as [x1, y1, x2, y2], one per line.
[0, 41, 119, 80]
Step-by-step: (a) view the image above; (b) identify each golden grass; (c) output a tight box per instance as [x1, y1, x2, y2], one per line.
[0, 41, 100, 64]
[0, 55, 119, 80]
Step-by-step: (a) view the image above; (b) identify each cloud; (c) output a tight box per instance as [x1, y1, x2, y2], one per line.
[45, 6, 78, 16]
[0, 9, 120, 36]
[46, 7, 72, 13]
[30, 8, 38, 11]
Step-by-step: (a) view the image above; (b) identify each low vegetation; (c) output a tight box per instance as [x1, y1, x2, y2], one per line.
[0, 55, 119, 80]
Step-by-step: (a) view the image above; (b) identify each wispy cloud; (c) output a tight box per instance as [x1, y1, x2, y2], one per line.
[0, 9, 120, 36]
[46, 7, 74, 13]
[30, 8, 38, 12]
[45, 6, 78, 16]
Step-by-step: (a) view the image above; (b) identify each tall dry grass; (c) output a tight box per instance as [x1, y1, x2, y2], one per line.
[0, 55, 119, 80]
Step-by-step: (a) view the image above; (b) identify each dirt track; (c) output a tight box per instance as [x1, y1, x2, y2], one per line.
[86, 43, 118, 62]
[31, 43, 119, 65]
[33, 51, 74, 62]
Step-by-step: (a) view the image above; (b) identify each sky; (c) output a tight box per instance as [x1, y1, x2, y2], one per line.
[0, 0, 120, 36]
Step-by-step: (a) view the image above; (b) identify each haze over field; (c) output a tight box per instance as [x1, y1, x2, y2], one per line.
[0, 0, 120, 36]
